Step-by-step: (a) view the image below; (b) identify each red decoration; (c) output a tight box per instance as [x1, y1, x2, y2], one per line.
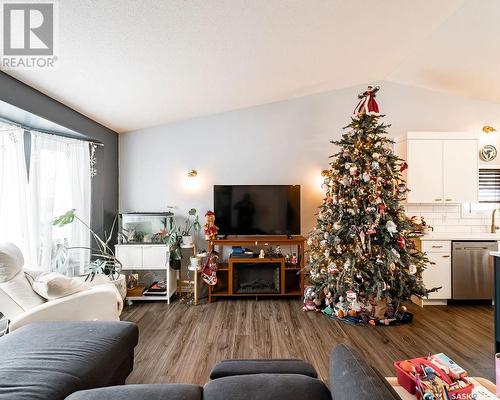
[203, 210, 219, 240]
[201, 250, 219, 285]
[399, 162, 408, 172]
[378, 203, 386, 216]
[353, 86, 380, 117]
[397, 236, 406, 249]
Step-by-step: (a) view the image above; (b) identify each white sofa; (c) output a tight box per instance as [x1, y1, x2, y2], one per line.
[0, 242, 122, 331]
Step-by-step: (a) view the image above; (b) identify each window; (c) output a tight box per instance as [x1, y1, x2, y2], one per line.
[478, 168, 500, 203]
[0, 124, 91, 274]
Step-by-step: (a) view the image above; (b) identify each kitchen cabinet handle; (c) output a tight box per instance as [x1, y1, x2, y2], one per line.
[442, 255, 451, 258]
[434, 198, 442, 202]
[445, 198, 452, 202]
[432, 245, 443, 248]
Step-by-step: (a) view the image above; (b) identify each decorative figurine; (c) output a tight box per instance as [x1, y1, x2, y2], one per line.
[274, 245, 282, 256]
[259, 249, 265, 258]
[302, 287, 320, 312]
[203, 210, 219, 240]
[201, 250, 219, 286]
[353, 85, 380, 117]
[291, 253, 298, 265]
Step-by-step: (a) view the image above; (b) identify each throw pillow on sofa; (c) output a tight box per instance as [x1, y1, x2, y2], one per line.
[25, 271, 87, 300]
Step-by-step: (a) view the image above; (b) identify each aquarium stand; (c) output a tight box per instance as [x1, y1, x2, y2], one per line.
[115, 244, 177, 303]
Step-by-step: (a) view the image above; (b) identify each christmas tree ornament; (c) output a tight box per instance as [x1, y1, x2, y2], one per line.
[362, 171, 370, 182]
[385, 220, 397, 235]
[328, 264, 339, 274]
[371, 160, 380, 170]
[359, 231, 366, 249]
[397, 236, 406, 249]
[408, 264, 417, 274]
[391, 248, 401, 258]
[349, 165, 358, 175]
[378, 203, 386, 216]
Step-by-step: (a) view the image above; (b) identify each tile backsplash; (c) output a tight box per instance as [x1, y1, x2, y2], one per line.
[405, 204, 493, 233]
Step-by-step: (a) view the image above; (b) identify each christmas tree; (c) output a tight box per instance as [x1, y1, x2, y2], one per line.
[306, 86, 433, 324]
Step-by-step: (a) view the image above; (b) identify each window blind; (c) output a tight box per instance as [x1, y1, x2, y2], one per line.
[479, 168, 500, 203]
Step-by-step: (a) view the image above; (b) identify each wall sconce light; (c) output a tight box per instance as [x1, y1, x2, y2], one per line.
[483, 126, 497, 133]
[187, 169, 198, 178]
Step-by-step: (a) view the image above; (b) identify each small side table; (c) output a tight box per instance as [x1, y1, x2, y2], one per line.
[386, 377, 497, 399]
[177, 245, 203, 305]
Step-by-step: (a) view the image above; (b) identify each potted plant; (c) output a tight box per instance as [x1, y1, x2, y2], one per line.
[52, 209, 126, 298]
[161, 208, 201, 269]
[180, 208, 201, 248]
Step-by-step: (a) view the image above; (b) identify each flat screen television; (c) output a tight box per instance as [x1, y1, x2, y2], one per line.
[214, 185, 301, 236]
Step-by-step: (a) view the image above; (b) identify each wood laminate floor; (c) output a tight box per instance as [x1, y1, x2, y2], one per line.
[122, 299, 494, 385]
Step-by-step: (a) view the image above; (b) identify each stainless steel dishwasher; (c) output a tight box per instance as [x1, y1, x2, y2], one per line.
[452, 241, 497, 300]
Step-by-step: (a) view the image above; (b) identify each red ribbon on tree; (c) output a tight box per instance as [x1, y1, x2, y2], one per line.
[354, 86, 380, 117]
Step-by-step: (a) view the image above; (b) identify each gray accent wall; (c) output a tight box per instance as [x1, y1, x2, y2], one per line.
[0, 72, 119, 240]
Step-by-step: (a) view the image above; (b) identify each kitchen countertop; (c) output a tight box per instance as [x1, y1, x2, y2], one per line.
[490, 251, 500, 257]
[419, 232, 500, 241]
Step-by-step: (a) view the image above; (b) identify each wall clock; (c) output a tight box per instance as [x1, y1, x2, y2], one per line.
[480, 145, 497, 162]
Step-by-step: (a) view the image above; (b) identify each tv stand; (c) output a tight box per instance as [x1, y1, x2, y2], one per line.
[207, 236, 305, 302]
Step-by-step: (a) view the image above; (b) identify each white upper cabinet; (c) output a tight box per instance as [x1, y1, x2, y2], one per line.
[407, 139, 443, 203]
[395, 132, 478, 204]
[442, 140, 478, 203]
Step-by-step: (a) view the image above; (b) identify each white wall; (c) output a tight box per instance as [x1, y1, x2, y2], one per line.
[119, 81, 500, 237]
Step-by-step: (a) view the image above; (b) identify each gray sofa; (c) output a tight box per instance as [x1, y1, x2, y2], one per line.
[0, 321, 138, 400]
[66, 344, 400, 400]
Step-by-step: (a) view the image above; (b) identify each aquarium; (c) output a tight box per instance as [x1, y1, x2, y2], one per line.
[119, 212, 172, 244]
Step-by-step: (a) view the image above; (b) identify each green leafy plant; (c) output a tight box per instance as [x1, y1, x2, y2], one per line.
[180, 208, 202, 236]
[53, 209, 122, 281]
[161, 209, 201, 269]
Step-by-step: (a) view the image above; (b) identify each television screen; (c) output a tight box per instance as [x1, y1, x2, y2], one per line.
[214, 185, 301, 236]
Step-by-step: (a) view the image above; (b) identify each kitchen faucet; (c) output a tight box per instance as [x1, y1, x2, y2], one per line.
[491, 208, 500, 233]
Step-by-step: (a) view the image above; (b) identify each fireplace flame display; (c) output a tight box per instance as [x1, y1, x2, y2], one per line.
[233, 262, 280, 294]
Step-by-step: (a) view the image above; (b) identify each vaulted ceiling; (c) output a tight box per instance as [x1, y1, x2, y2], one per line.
[4, 0, 499, 133]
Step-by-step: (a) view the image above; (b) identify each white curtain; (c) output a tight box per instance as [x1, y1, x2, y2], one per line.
[28, 132, 91, 274]
[0, 128, 33, 260]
